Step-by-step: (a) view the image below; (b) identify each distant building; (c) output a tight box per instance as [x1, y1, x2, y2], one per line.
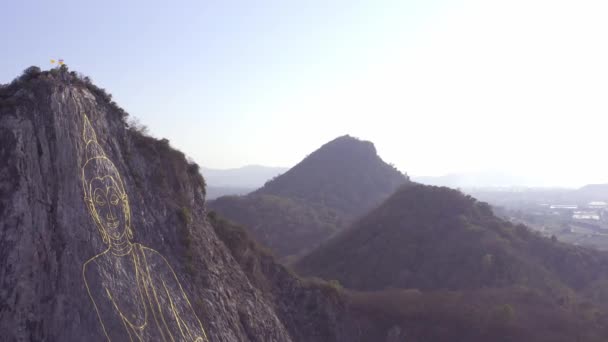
[550, 204, 578, 209]
[588, 201, 608, 209]
[573, 211, 600, 220]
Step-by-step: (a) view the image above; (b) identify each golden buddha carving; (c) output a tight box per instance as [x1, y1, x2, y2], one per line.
[81, 115, 208, 342]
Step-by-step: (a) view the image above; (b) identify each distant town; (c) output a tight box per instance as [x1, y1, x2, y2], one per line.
[468, 187, 608, 251]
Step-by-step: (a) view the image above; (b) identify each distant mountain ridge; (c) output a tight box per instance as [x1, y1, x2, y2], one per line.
[205, 186, 254, 200]
[202, 165, 288, 188]
[466, 183, 608, 210]
[575, 183, 608, 200]
[413, 171, 540, 188]
[413, 171, 608, 189]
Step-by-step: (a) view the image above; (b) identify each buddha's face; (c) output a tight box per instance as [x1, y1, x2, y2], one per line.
[89, 176, 128, 240]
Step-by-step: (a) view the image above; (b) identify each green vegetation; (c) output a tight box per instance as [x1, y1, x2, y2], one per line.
[278, 183, 608, 340]
[207, 210, 278, 292]
[210, 208, 608, 341]
[0, 65, 129, 119]
[255, 135, 410, 219]
[131, 131, 205, 199]
[209, 194, 341, 259]
[208, 135, 409, 259]
[295, 184, 608, 331]
[346, 287, 608, 342]
[177, 206, 196, 277]
[179, 206, 193, 224]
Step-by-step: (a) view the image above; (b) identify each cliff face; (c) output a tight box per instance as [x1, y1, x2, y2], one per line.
[0, 68, 296, 341]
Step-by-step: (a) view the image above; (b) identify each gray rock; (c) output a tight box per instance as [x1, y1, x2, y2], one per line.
[0, 72, 292, 341]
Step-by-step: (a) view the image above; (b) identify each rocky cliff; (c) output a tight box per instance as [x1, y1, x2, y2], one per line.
[0, 67, 303, 341]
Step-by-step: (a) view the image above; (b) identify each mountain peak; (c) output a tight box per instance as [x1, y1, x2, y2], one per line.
[209, 135, 409, 259]
[1, 65, 129, 122]
[254, 135, 408, 218]
[313, 134, 377, 159]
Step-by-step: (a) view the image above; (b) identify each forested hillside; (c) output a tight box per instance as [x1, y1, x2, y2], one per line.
[210, 210, 608, 342]
[254, 135, 410, 219]
[208, 136, 409, 259]
[297, 185, 608, 294]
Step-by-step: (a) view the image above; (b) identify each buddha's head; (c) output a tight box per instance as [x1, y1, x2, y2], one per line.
[81, 115, 133, 245]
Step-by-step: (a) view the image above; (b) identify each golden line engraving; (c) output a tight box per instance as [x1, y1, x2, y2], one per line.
[81, 115, 208, 341]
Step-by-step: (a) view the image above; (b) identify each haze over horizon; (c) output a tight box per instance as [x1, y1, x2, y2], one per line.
[2, 0, 608, 187]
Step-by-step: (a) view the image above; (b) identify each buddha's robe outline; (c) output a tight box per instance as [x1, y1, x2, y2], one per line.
[83, 243, 207, 342]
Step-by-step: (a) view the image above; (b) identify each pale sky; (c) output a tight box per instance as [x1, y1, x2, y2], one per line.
[2, 0, 608, 187]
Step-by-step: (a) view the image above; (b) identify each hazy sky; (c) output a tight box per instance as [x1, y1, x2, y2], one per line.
[2, 0, 608, 187]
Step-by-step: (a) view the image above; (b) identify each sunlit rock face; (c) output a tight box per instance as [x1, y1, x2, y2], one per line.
[0, 69, 293, 341]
